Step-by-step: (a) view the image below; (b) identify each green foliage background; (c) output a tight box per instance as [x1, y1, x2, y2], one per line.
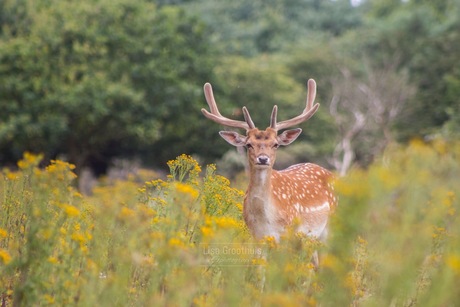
[0, 0, 459, 172]
[0, 0, 216, 170]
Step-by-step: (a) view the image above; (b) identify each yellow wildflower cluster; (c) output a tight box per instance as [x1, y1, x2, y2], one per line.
[320, 139, 460, 305]
[173, 182, 199, 200]
[167, 154, 202, 183]
[1, 143, 459, 306]
[0, 228, 7, 239]
[4, 169, 20, 181]
[200, 215, 243, 240]
[213, 216, 239, 229]
[46, 160, 77, 181]
[0, 248, 11, 264]
[62, 203, 81, 217]
[446, 254, 460, 275]
[17, 152, 43, 170]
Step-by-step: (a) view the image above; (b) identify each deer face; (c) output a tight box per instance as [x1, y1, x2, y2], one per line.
[219, 127, 302, 169]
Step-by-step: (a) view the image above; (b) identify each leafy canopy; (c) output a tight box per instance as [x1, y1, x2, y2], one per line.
[0, 0, 215, 170]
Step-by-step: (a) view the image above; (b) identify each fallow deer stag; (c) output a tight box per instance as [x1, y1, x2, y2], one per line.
[201, 79, 337, 262]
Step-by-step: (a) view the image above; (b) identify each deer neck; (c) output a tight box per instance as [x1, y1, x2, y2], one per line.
[244, 166, 281, 239]
[247, 166, 273, 197]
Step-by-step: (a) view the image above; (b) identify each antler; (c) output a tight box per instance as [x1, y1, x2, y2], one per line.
[270, 79, 320, 131]
[201, 83, 255, 130]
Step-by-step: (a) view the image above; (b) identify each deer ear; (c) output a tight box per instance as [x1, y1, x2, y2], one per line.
[219, 131, 247, 147]
[277, 128, 302, 146]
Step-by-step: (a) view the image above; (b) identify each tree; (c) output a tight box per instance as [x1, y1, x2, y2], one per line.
[183, 0, 362, 55]
[329, 62, 414, 175]
[402, 5, 460, 139]
[356, 0, 460, 140]
[301, 0, 460, 174]
[286, 38, 414, 175]
[0, 0, 216, 171]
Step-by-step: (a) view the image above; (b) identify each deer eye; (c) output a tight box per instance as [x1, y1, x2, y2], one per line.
[273, 143, 279, 149]
[246, 143, 253, 149]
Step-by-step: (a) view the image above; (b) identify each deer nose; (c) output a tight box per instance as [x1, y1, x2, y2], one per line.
[257, 155, 270, 165]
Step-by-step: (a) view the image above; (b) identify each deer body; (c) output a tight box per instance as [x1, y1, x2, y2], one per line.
[201, 79, 337, 246]
[236, 127, 337, 242]
[244, 162, 336, 241]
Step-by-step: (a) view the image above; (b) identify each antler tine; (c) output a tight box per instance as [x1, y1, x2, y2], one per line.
[201, 83, 251, 130]
[242, 106, 256, 129]
[270, 105, 278, 129]
[306, 78, 317, 110]
[273, 79, 320, 131]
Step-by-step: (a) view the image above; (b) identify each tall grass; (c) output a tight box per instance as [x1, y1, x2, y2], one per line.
[1, 140, 459, 306]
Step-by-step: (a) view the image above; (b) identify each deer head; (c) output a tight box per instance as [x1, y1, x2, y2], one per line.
[201, 79, 320, 169]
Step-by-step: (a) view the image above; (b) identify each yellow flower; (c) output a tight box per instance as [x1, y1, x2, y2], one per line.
[321, 253, 339, 270]
[252, 257, 267, 266]
[193, 294, 208, 307]
[262, 236, 277, 248]
[335, 170, 370, 199]
[46, 160, 77, 181]
[80, 245, 89, 254]
[446, 254, 460, 275]
[43, 294, 55, 304]
[284, 263, 295, 273]
[138, 205, 156, 219]
[150, 231, 165, 240]
[357, 236, 368, 246]
[138, 187, 146, 193]
[214, 216, 239, 229]
[86, 259, 98, 272]
[50, 159, 76, 170]
[235, 203, 243, 212]
[71, 232, 86, 244]
[174, 182, 199, 200]
[0, 248, 12, 264]
[119, 207, 136, 220]
[64, 204, 80, 217]
[72, 191, 83, 198]
[40, 228, 52, 240]
[167, 154, 202, 182]
[145, 179, 168, 188]
[201, 226, 213, 237]
[17, 152, 43, 169]
[64, 280, 72, 289]
[168, 237, 186, 249]
[432, 227, 446, 239]
[0, 228, 8, 239]
[4, 171, 19, 181]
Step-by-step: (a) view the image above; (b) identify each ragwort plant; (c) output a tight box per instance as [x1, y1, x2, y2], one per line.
[2, 141, 459, 306]
[318, 139, 460, 306]
[138, 154, 254, 305]
[1, 153, 322, 306]
[1, 153, 94, 306]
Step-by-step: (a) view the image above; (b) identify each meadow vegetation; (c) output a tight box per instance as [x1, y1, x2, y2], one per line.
[1, 139, 459, 306]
